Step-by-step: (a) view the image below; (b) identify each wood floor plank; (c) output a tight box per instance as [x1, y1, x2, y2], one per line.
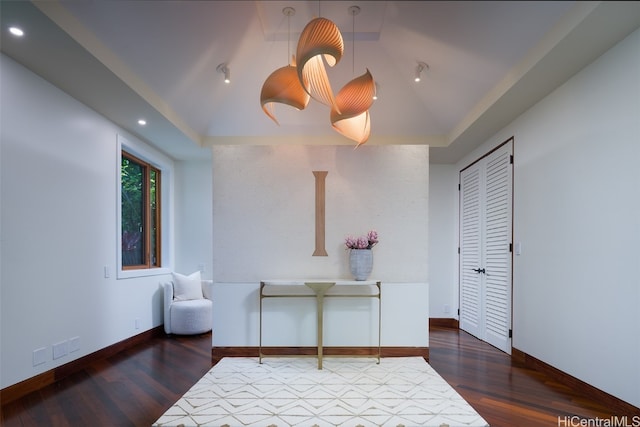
[428, 326, 639, 426]
[2, 327, 638, 426]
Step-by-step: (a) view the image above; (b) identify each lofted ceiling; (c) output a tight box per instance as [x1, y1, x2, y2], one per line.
[1, 1, 639, 163]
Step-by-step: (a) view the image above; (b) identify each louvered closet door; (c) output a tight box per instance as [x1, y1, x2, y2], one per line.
[459, 141, 513, 354]
[483, 144, 512, 353]
[459, 165, 483, 339]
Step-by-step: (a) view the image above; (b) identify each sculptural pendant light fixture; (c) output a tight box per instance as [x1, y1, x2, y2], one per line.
[331, 68, 375, 147]
[260, 7, 310, 125]
[330, 5, 375, 146]
[260, 4, 375, 147]
[296, 16, 344, 111]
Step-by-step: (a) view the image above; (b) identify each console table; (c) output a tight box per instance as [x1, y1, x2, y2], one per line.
[259, 280, 381, 369]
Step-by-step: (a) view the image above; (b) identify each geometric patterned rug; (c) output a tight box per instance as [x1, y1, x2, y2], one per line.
[153, 357, 489, 427]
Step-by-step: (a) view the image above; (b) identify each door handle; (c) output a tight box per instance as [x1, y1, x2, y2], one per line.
[472, 268, 486, 274]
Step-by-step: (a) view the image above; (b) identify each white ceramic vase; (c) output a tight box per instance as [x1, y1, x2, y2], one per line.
[349, 249, 373, 281]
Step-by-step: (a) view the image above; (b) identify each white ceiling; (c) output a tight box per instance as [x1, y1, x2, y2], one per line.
[2, 1, 639, 162]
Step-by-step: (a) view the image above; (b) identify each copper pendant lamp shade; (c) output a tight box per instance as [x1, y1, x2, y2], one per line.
[260, 63, 310, 125]
[333, 110, 371, 147]
[330, 69, 375, 146]
[296, 17, 344, 110]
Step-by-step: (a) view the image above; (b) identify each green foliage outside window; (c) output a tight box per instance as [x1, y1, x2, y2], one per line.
[121, 152, 160, 268]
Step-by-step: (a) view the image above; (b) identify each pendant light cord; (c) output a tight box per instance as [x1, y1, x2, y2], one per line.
[352, 8, 355, 75]
[282, 7, 295, 65]
[287, 11, 291, 63]
[349, 6, 361, 75]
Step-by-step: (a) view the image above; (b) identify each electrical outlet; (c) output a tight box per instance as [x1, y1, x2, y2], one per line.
[69, 336, 80, 353]
[33, 347, 47, 366]
[444, 304, 450, 314]
[104, 265, 110, 278]
[135, 318, 140, 330]
[52, 340, 68, 360]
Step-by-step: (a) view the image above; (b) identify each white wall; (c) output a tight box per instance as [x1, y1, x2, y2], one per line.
[174, 159, 213, 279]
[451, 28, 640, 407]
[0, 54, 174, 389]
[428, 164, 458, 318]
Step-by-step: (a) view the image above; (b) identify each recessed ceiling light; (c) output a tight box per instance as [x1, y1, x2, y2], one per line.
[138, 119, 147, 126]
[9, 26, 24, 37]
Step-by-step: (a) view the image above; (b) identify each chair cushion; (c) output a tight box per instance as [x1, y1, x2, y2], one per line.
[170, 298, 212, 335]
[172, 271, 203, 301]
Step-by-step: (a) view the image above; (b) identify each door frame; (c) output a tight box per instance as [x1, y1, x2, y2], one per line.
[458, 136, 514, 353]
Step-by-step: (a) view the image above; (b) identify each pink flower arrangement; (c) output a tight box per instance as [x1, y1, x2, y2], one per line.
[345, 230, 379, 250]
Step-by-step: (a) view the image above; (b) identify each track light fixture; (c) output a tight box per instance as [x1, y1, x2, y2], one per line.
[217, 63, 230, 84]
[415, 61, 428, 82]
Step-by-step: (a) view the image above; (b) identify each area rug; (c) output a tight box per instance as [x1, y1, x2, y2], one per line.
[153, 357, 489, 427]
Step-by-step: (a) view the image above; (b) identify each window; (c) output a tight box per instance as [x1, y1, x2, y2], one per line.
[121, 151, 161, 269]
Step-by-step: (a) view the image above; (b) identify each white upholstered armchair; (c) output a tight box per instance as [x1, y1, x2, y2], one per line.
[163, 272, 213, 335]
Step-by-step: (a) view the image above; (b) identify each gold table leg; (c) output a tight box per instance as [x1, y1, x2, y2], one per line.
[305, 282, 335, 369]
[259, 282, 264, 364]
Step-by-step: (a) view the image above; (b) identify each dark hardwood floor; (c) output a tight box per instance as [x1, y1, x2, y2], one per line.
[1, 333, 213, 427]
[2, 327, 637, 426]
[428, 326, 639, 426]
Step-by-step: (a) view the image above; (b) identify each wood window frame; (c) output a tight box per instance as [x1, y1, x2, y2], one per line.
[121, 150, 162, 270]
